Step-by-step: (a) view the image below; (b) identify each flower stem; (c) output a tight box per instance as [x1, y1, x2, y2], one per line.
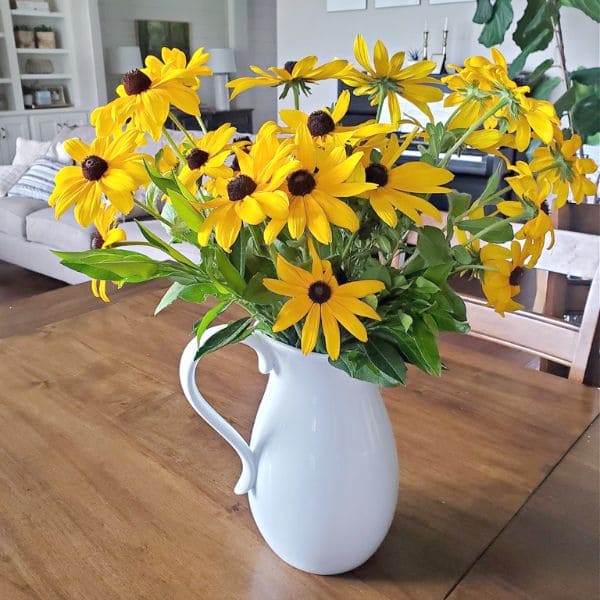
[196, 115, 208, 135]
[292, 84, 300, 111]
[169, 111, 196, 144]
[133, 198, 171, 227]
[375, 86, 386, 123]
[439, 98, 509, 169]
[162, 127, 186, 162]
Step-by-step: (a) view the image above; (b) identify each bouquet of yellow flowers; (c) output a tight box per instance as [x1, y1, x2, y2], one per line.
[51, 36, 597, 387]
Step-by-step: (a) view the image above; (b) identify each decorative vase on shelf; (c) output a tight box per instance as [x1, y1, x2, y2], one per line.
[180, 327, 399, 575]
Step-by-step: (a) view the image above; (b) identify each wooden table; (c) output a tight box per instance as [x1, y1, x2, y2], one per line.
[0, 284, 598, 600]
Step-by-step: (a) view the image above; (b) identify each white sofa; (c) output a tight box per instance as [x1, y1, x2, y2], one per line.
[0, 125, 201, 284]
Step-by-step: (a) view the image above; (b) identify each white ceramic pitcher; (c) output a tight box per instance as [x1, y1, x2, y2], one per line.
[179, 326, 399, 575]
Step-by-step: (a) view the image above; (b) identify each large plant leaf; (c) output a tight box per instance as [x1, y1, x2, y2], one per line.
[532, 76, 561, 100]
[135, 220, 197, 267]
[364, 338, 408, 385]
[456, 217, 514, 243]
[554, 86, 578, 115]
[415, 226, 452, 267]
[572, 94, 600, 139]
[561, 0, 600, 22]
[215, 248, 246, 295]
[570, 67, 600, 86]
[513, 0, 557, 52]
[528, 58, 555, 88]
[473, 0, 494, 24]
[508, 29, 552, 78]
[478, 0, 514, 47]
[330, 348, 397, 387]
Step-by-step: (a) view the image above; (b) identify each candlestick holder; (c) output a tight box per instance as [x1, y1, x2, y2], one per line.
[423, 30, 429, 61]
[440, 29, 448, 74]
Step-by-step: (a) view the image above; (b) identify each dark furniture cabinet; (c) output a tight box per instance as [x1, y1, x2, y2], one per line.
[168, 108, 254, 134]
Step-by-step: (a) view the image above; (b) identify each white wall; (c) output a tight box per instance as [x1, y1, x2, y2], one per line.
[228, 0, 278, 130]
[97, 0, 230, 106]
[276, 0, 600, 113]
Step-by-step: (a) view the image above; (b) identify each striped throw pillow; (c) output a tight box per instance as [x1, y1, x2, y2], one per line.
[8, 156, 66, 202]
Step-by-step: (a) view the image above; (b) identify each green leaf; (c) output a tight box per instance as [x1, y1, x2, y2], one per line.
[194, 299, 232, 344]
[447, 192, 472, 220]
[528, 58, 555, 88]
[508, 28, 551, 78]
[195, 317, 255, 360]
[179, 283, 216, 303]
[473, 0, 494, 24]
[416, 226, 452, 267]
[572, 94, 600, 139]
[168, 190, 204, 233]
[561, 0, 600, 22]
[215, 248, 246, 295]
[54, 249, 169, 283]
[412, 319, 442, 375]
[457, 217, 514, 243]
[513, 0, 556, 53]
[135, 220, 197, 267]
[441, 282, 467, 322]
[243, 272, 279, 305]
[361, 260, 393, 288]
[532, 76, 561, 100]
[364, 338, 408, 385]
[554, 86, 578, 115]
[478, 0, 513, 47]
[155, 282, 186, 315]
[330, 348, 397, 387]
[453, 245, 472, 265]
[570, 67, 600, 86]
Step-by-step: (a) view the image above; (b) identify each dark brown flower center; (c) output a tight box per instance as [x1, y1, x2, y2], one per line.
[307, 111, 335, 137]
[227, 174, 257, 201]
[366, 163, 389, 187]
[284, 61, 297, 74]
[287, 169, 316, 196]
[186, 148, 209, 170]
[90, 230, 104, 250]
[123, 69, 152, 95]
[308, 280, 332, 304]
[509, 266, 525, 286]
[81, 155, 108, 181]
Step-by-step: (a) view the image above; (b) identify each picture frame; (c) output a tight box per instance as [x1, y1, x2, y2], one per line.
[136, 20, 190, 62]
[31, 84, 70, 109]
[375, 0, 420, 7]
[429, 0, 473, 4]
[429, 53, 445, 75]
[326, 0, 367, 12]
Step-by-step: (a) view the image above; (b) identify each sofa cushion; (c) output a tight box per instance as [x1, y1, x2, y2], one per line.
[0, 195, 47, 238]
[0, 165, 27, 197]
[8, 156, 66, 202]
[12, 137, 52, 166]
[26, 206, 93, 250]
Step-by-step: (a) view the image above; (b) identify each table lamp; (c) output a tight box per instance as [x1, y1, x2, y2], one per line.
[107, 46, 143, 75]
[208, 48, 236, 111]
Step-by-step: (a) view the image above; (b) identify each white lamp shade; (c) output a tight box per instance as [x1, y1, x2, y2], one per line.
[108, 46, 143, 74]
[208, 48, 236, 74]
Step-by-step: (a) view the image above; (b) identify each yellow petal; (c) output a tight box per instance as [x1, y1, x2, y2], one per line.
[321, 304, 341, 360]
[337, 280, 385, 298]
[273, 296, 312, 332]
[301, 304, 321, 355]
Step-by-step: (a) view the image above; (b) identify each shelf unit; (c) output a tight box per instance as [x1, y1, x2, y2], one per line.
[0, 0, 104, 113]
[0, 0, 105, 161]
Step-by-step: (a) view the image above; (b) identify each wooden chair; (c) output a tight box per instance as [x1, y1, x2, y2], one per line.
[462, 229, 599, 383]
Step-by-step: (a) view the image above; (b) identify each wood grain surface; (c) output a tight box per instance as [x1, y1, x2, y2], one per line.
[0, 284, 597, 599]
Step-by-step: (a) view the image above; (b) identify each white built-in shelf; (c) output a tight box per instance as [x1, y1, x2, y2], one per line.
[17, 48, 68, 54]
[0, 77, 12, 84]
[20, 73, 71, 80]
[11, 9, 64, 18]
[0, 32, 6, 38]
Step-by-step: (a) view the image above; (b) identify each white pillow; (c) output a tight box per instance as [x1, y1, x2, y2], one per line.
[12, 137, 52, 166]
[0, 164, 28, 197]
[47, 140, 72, 164]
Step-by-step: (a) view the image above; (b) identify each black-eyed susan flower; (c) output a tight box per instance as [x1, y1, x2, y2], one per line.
[341, 34, 442, 125]
[279, 90, 391, 147]
[531, 128, 597, 206]
[500, 161, 555, 266]
[358, 133, 453, 226]
[91, 47, 211, 141]
[90, 203, 126, 302]
[263, 240, 385, 359]
[479, 241, 529, 315]
[227, 55, 348, 102]
[264, 124, 375, 245]
[178, 124, 236, 194]
[197, 122, 297, 251]
[49, 130, 148, 227]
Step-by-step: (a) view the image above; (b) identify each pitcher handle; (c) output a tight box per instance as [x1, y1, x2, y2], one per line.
[179, 325, 277, 495]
